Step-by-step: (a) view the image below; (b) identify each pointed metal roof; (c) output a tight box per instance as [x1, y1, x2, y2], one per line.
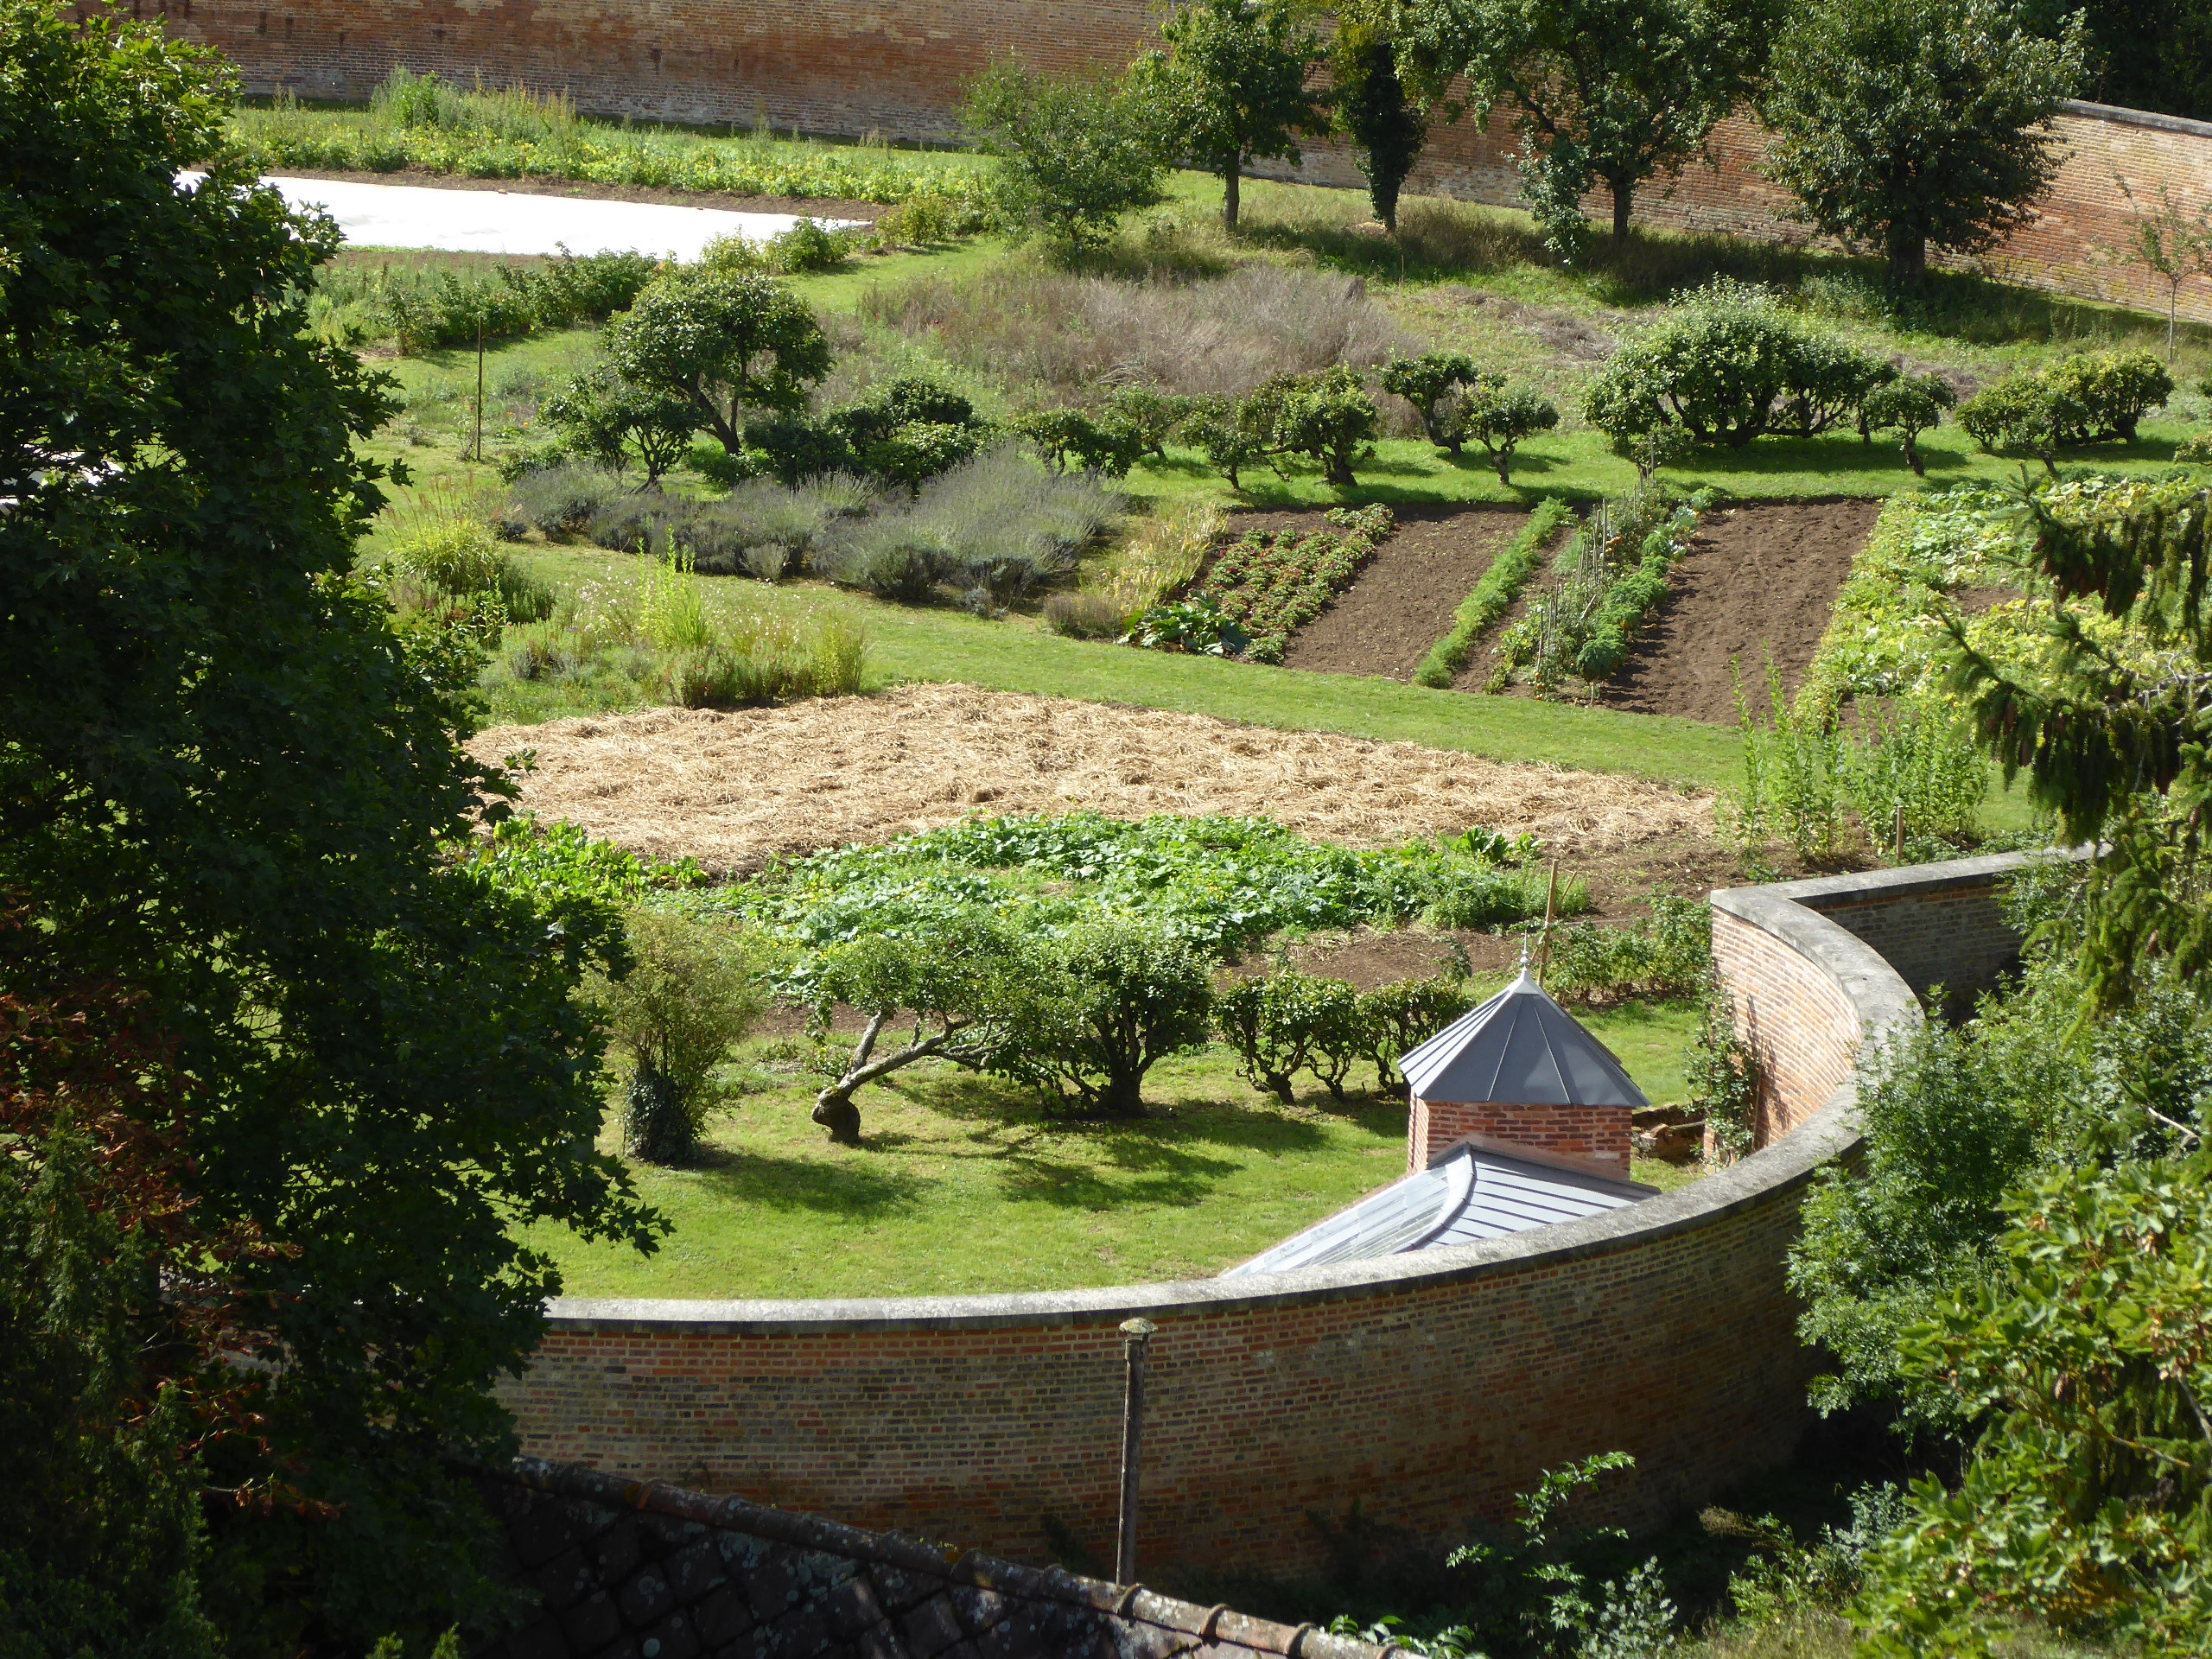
[1399, 963, 1649, 1109]
[1223, 1142, 1656, 1277]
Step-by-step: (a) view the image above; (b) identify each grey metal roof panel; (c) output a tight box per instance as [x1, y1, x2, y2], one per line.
[1399, 968, 1649, 1109]
[1224, 1144, 1655, 1276]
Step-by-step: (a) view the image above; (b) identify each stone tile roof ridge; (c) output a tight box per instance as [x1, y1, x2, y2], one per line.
[494, 1457, 1399, 1659]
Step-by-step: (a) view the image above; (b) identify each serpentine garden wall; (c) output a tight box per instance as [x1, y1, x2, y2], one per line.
[118, 0, 2212, 323]
[488, 854, 2046, 1580]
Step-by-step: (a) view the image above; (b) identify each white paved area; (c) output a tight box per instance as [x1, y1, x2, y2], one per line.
[188, 174, 861, 258]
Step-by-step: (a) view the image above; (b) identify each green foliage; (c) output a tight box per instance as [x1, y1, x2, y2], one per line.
[998, 917, 1215, 1116]
[1159, 503, 1396, 663]
[1546, 894, 1711, 1003]
[1762, 0, 2087, 281]
[1134, 0, 1325, 229]
[1955, 350, 2176, 464]
[592, 908, 765, 1165]
[1421, 864, 1588, 930]
[962, 60, 1170, 251]
[0, 3, 660, 1640]
[1414, 499, 1577, 688]
[460, 815, 706, 908]
[1406, 0, 1779, 241]
[1214, 970, 1366, 1102]
[1014, 408, 1152, 479]
[1382, 352, 1495, 454]
[805, 376, 995, 493]
[1683, 967, 1758, 1159]
[730, 812, 1557, 959]
[804, 909, 1041, 1141]
[1125, 594, 1252, 656]
[1714, 1483, 1911, 1629]
[1581, 280, 1893, 448]
[1268, 365, 1383, 486]
[1857, 1152, 2212, 1655]
[1721, 658, 1848, 863]
[1462, 384, 1562, 483]
[1840, 695, 1987, 855]
[1494, 486, 1707, 695]
[238, 70, 1001, 220]
[1332, 22, 1431, 238]
[603, 266, 832, 455]
[316, 249, 658, 354]
[763, 216, 854, 274]
[541, 360, 700, 486]
[1441, 1451, 1655, 1659]
[387, 508, 556, 624]
[1860, 372, 1956, 476]
[1360, 973, 1481, 1092]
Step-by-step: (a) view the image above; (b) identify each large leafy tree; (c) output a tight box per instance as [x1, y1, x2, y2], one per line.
[1761, 0, 2086, 282]
[0, 0, 657, 1644]
[1403, 0, 1779, 245]
[1133, 0, 1325, 231]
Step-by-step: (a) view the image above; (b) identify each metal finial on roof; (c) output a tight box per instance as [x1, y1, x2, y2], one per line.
[1398, 969, 1649, 1109]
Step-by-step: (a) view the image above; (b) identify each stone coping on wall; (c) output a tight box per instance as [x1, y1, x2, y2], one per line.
[539, 859, 1991, 1341]
[2063, 98, 2212, 140]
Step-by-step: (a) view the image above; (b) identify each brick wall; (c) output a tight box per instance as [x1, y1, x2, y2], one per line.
[485, 860, 2045, 1584]
[1408, 1097, 1632, 1174]
[145, 0, 2212, 323]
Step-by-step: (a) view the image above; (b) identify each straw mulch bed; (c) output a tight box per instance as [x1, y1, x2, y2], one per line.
[470, 684, 1716, 874]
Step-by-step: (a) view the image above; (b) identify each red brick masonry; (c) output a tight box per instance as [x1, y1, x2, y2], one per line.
[134, 0, 2212, 323]
[487, 856, 2062, 1581]
[1408, 1097, 1632, 1175]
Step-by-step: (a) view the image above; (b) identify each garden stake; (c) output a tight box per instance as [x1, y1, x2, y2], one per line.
[472, 319, 486, 464]
[1535, 858, 1560, 985]
[1893, 802, 1905, 865]
[1116, 1317, 1154, 1586]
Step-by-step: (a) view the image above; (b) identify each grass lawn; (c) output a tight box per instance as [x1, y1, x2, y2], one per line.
[536, 996, 1702, 1300]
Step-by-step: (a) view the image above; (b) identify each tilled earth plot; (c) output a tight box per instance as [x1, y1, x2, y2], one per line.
[471, 683, 1716, 874]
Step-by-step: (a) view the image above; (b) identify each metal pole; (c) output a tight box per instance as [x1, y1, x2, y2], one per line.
[473, 318, 486, 464]
[1116, 1318, 1155, 1586]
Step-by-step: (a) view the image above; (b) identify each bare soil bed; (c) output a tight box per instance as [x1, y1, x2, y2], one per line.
[1281, 507, 1527, 682]
[1604, 499, 1878, 724]
[471, 683, 1716, 875]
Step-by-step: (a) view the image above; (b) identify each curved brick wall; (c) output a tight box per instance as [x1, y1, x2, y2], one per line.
[495, 856, 2050, 1580]
[117, 0, 2212, 323]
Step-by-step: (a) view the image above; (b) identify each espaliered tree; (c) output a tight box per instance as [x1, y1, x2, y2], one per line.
[0, 0, 660, 1644]
[1403, 0, 1780, 251]
[1134, 0, 1326, 231]
[1761, 0, 2086, 283]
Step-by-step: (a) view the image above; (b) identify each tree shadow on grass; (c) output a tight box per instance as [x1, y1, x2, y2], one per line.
[685, 1143, 930, 1217]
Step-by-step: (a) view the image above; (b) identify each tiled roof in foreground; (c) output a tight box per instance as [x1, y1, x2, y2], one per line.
[473, 1459, 1396, 1659]
[1224, 1142, 1656, 1278]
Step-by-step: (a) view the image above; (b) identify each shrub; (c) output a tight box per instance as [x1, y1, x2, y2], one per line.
[593, 907, 764, 1165]
[1042, 592, 1125, 639]
[496, 463, 620, 538]
[798, 376, 995, 493]
[540, 362, 698, 486]
[1460, 385, 1560, 483]
[1860, 372, 1956, 476]
[1581, 279, 1891, 448]
[763, 217, 852, 273]
[604, 267, 832, 457]
[1264, 365, 1381, 486]
[1721, 658, 1849, 864]
[1545, 896, 1711, 1003]
[997, 917, 1213, 1116]
[575, 481, 848, 576]
[389, 512, 556, 624]
[1956, 349, 2173, 459]
[1100, 387, 1194, 459]
[1359, 974, 1478, 1093]
[1414, 499, 1575, 688]
[1123, 594, 1249, 655]
[823, 447, 1118, 605]
[961, 61, 1170, 251]
[1380, 353, 1495, 454]
[1182, 393, 1272, 488]
[1014, 409, 1150, 479]
[315, 248, 658, 355]
[1215, 971, 1364, 1102]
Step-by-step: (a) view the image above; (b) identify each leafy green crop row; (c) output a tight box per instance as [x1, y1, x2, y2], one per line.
[1414, 498, 1577, 688]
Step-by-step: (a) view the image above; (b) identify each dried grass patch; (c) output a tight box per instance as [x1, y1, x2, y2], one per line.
[471, 684, 1717, 874]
